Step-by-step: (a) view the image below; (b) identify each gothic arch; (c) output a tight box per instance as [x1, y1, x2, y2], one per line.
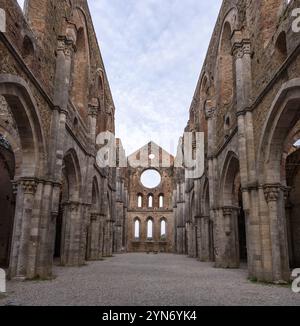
[62, 148, 82, 202]
[69, 7, 91, 123]
[220, 151, 240, 207]
[218, 21, 234, 107]
[218, 7, 238, 43]
[259, 0, 285, 48]
[220, 150, 247, 265]
[160, 217, 167, 238]
[257, 78, 300, 184]
[54, 148, 82, 263]
[93, 68, 105, 107]
[134, 217, 141, 239]
[0, 124, 22, 178]
[0, 74, 46, 177]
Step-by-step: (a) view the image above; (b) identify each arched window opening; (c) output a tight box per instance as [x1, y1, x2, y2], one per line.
[293, 139, 300, 148]
[219, 22, 233, 107]
[147, 219, 153, 239]
[0, 136, 15, 268]
[137, 194, 143, 208]
[159, 194, 164, 208]
[70, 16, 90, 124]
[275, 31, 288, 64]
[22, 35, 34, 59]
[160, 219, 167, 239]
[260, 0, 285, 48]
[134, 219, 140, 239]
[148, 194, 153, 208]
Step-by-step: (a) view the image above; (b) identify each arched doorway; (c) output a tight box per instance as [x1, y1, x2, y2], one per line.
[86, 177, 101, 261]
[257, 78, 300, 281]
[0, 75, 46, 279]
[221, 153, 247, 268]
[0, 135, 15, 268]
[285, 144, 300, 269]
[54, 149, 82, 266]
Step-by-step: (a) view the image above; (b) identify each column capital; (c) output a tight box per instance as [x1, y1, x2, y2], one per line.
[91, 213, 101, 221]
[11, 181, 19, 196]
[222, 206, 240, 216]
[263, 184, 282, 202]
[20, 178, 37, 194]
[205, 103, 216, 120]
[232, 39, 251, 59]
[88, 104, 99, 118]
[56, 37, 75, 57]
[53, 105, 69, 117]
[63, 201, 81, 211]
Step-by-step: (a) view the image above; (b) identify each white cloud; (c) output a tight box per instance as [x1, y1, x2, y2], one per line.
[17, 0, 222, 155]
[89, 0, 222, 155]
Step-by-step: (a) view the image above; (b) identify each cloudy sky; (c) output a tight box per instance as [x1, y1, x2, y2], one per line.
[17, 0, 222, 155]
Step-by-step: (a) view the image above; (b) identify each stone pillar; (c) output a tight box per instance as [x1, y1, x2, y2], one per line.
[198, 216, 210, 262]
[87, 213, 101, 260]
[99, 214, 105, 257]
[102, 179, 114, 257]
[194, 216, 201, 259]
[60, 201, 85, 266]
[88, 102, 99, 147]
[263, 185, 290, 282]
[10, 179, 37, 279]
[172, 189, 177, 253]
[233, 36, 265, 279]
[176, 182, 186, 254]
[221, 206, 240, 268]
[205, 103, 217, 263]
[28, 180, 60, 279]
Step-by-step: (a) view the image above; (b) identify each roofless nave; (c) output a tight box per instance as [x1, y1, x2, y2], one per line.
[0, 0, 300, 288]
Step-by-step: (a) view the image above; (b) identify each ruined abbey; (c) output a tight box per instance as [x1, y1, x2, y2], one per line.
[0, 0, 300, 288]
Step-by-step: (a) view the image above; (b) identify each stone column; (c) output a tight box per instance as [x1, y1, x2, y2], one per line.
[52, 37, 74, 180]
[194, 216, 201, 259]
[263, 185, 290, 282]
[60, 201, 84, 266]
[176, 182, 185, 254]
[222, 206, 240, 268]
[87, 213, 101, 260]
[172, 189, 178, 253]
[88, 102, 99, 147]
[198, 215, 210, 262]
[26, 180, 44, 279]
[205, 103, 217, 263]
[11, 179, 37, 279]
[233, 36, 265, 279]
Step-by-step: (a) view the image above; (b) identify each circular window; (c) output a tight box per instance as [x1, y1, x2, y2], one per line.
[140, 169, 161, 189]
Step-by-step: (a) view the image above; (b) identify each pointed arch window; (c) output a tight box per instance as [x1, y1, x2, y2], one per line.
[148, 194, 153, 208]
[159, 194, 164, 208]
[147, 218, 153, 239]
[160, 219, 167, 239]
[137, 194, 143, 208]
[134, 218, 140, 239]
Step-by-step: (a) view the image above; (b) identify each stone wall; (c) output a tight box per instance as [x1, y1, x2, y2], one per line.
[0, 0, 118, 279]
[175, 0, 300, 283]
